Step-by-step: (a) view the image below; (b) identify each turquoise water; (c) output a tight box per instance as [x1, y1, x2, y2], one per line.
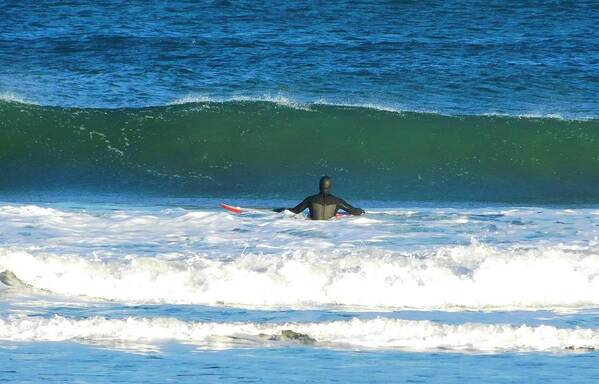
[1, 1, 598, 382]
[1, 101, 598, 202]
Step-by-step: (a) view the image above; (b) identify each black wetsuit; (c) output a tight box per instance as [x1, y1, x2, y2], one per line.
[286, 193, 364, 220]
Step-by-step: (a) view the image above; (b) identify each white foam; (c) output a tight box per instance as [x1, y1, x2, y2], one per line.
[169, 94, 438, 115]
[1, 203, 598, 310]
[166, 94, 597, 120]
[169, 94, 310, 110]
[2, 242, 599, 310]
[482, 111, 597, 122]
[0, 315, 596, 352]
[0, 92, 34, 105]
[0, 205, 65, 217]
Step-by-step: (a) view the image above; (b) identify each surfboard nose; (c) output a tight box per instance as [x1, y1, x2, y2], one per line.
[221, 203, 243, 214]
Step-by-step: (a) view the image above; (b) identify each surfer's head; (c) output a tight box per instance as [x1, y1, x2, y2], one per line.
[319, 176, 332, 196]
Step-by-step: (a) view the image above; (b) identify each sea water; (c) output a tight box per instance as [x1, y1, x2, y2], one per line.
[1, 0, 599, 382]
[1, 199, 599, 382]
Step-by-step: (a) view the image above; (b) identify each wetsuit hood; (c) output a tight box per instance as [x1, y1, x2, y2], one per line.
[319, 176, 332, 196]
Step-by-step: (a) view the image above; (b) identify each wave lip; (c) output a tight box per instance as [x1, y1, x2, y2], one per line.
[169, 94, 313, 111]
[2, 243, 599, 311]
[1, 315, 596, 353]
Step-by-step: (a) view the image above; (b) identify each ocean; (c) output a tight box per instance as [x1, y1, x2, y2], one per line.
[1, 1, 598, 382]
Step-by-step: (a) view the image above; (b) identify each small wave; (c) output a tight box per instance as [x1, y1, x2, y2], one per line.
[169, 94, 312, 110]
[169, 95, 595, 121]
[2, 243, 599, 310]
[1, 315, 596, 353]
[313, 98, 437, 115]
[169, 94, 413, 114]
[481, 111, 596, 122]
[0, 94, 594, 121]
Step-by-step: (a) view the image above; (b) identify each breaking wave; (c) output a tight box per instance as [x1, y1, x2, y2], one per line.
[1, 315, 596, 353]
[2, 242, 599, 311]
[1, 99, 598, 202]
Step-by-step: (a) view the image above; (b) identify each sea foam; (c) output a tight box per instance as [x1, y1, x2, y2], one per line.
[2, 242, 599, 310]
[1, 315, 596, 353]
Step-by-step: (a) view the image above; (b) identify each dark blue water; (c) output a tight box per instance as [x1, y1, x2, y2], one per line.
[1, 0, 597, 117]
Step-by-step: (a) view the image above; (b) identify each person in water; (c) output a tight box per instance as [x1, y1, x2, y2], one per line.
[275, 176, 365, 220]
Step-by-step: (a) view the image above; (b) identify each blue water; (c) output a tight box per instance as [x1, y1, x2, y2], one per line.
[1, 0, 597, 117]
[5, 343, 599, 383]
[1, 1, 599, 382]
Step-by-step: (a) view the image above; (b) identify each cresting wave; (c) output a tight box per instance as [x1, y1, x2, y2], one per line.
[2, 243, 599, 311]
[1, 99, 598, 202]
[1, 315, 596, 353]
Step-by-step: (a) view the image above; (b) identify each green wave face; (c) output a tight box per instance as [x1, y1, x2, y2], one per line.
[1, 100, 598, 202]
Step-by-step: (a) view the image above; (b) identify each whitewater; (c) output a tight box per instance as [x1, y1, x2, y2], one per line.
[2, 314, 598, 353]
[2, 200, 599, 358]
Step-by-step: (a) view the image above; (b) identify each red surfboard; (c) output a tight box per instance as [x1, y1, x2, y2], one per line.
[220, 203, 275, 214]
[221, 203, 245, 214]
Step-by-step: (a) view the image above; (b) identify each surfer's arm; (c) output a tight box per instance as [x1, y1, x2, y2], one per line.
[337, 199, 365, 216]
[289, 198, 311, 214]
[273, 198, 310, 214]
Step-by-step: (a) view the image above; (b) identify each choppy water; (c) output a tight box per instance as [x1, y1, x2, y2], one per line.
[1, 0, 598, 382]
[1, 0, 598, 117]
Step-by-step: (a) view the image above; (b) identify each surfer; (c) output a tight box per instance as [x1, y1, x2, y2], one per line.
[275, 176, 365, 220]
